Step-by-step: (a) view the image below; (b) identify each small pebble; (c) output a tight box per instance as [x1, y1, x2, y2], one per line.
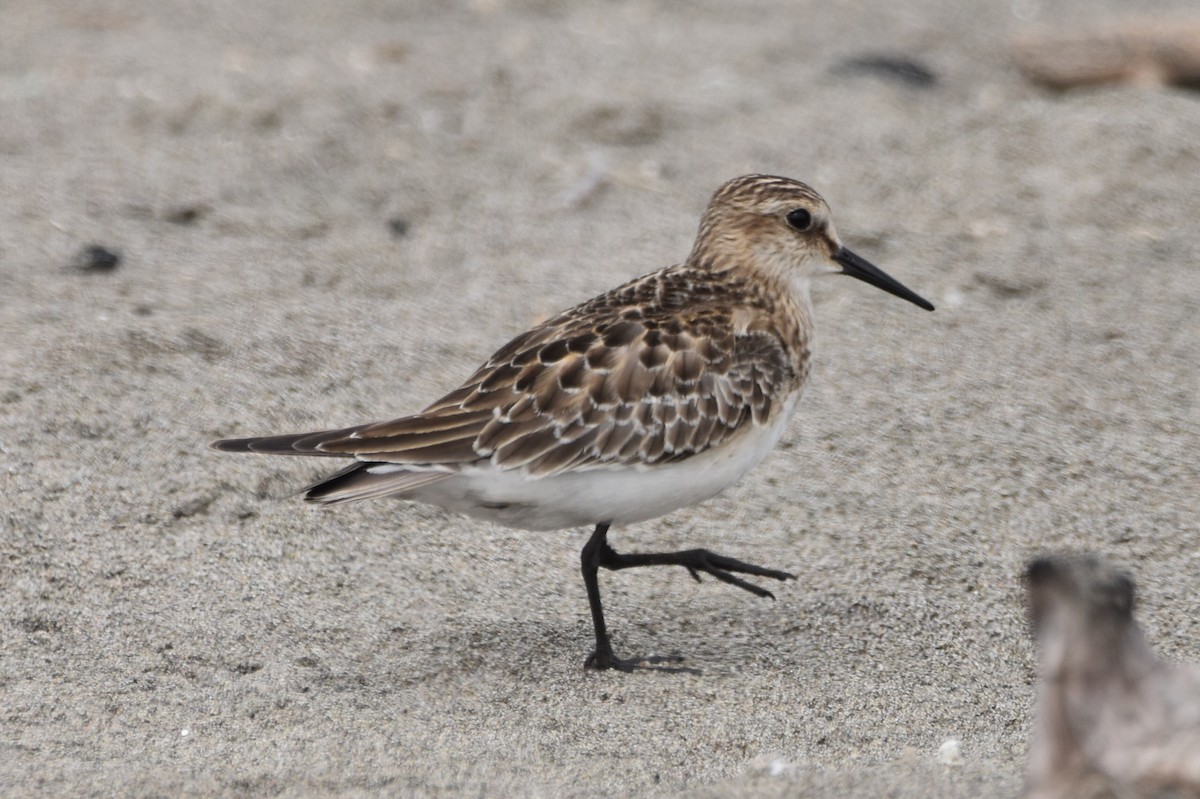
[164, 204, 208, 225]
[73, 244, 121, 272]
[938, 738, 963, 766]
[833, 55, 938, 88]
[387, 217, 410, 239]
[747, 753, 793, 777]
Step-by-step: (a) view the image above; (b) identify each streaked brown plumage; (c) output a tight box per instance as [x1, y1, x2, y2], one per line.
[223, 262, 807, 489]
[214, 174, 934, 670]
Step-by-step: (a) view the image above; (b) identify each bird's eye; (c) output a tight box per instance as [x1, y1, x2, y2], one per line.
[786, 208, 813, 232]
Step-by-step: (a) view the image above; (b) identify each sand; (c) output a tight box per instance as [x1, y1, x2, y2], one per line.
[2, 0, 1199, 795]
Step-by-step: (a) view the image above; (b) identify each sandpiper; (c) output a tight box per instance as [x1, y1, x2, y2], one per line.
[213, 174, 934, 671]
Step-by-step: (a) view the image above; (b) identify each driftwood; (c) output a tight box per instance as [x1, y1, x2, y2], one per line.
[1025, 554, 1200, 798]
[1012, 20, 1200, 90]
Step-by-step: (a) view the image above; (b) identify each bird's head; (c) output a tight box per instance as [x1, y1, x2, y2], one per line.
[691, 174, 934, 311]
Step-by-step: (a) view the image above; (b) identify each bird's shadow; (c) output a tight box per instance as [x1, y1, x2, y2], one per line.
[589, 653, 703, 676]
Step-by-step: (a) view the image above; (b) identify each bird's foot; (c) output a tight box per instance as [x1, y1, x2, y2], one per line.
[584, 643, 694, 674]
[676, 549, 796, 598]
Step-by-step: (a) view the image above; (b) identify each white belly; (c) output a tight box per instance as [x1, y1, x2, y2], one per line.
[406, 396, 799, 531]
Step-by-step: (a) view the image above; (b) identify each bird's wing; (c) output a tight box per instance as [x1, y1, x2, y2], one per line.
[307, 313, 799, 477]
[212, 267, 805, 479]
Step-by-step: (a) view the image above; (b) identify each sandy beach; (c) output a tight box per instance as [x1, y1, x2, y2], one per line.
[2, 0, 1199, 795]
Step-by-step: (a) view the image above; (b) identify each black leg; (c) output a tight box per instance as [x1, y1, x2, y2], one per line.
[581, 523, 626, 670]
[579, 522, 795, 671]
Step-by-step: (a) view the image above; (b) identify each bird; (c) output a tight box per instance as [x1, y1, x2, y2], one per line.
[1024, 554, 1200, 798]
[212, 174, 935, 671]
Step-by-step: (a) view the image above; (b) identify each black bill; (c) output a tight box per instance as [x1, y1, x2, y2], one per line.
[833, 247, 935, 311]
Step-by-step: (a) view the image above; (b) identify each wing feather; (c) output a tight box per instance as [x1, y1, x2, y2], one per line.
[214, 265, 807, 487]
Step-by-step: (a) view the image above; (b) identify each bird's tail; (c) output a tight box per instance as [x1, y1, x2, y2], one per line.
[301, 462, 452, 504]
[210, 426, 366, 457]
